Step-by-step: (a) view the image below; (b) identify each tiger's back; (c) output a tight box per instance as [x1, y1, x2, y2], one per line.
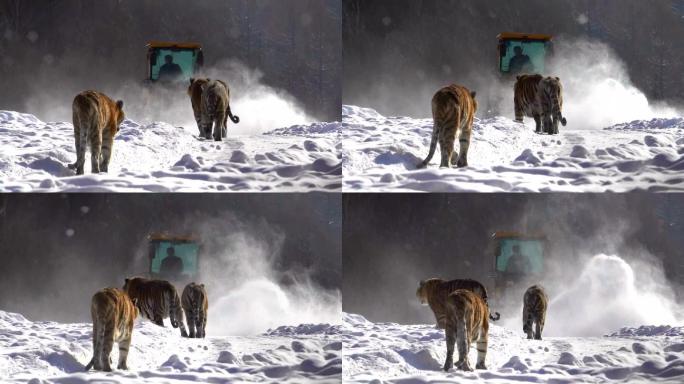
[416, 278, 499, 329]
[123, 277, 187, 337]
[418, 84, 477, 169]
[181, 282, 208, 338]
[523, 284, 548, 340]
[85, 287, 138, 371]
[69, 90, 124, 175]
[443, 289, 489, 371]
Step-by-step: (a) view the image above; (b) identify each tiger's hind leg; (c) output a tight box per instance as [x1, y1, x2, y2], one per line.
[198, 309, 207, 338]
[443, 324, 456, 372]
[89, 131, 102, 174]
[534, 317, 542, 340]
[455, 121, 472, 168]
[523, 306, 533, 339]
[456, 317, 473, 371]
[475, 330, 488, 369]
[552, 117, 560, 135]
[439, 132, 456, 168]
[117, 334, 132, 370]
[99, 134, 114, 173]
[535, 311, 545, 340]
[514, 97, 524, 123]
[101, 326, 114, 372]
[91, 322, 103, 370]
[533, 114, 542, 133]
[213, 111, 226, 141]
[71, 120, 88, 175]
[184, 308, 196, 338]
[153, 315, 164, 327]
[542, 115, 553, 135]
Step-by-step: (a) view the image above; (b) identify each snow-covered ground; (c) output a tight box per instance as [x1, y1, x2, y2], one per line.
[0, 111, 341, 192]
[342, 105, 684, 192]
[343, 312, 684, 383]
[0, 310, 341, 383]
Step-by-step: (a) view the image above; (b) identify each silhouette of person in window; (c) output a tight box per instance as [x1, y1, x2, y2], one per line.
[506, 244, 531, 274]
[158, 55, 183, 82]
[160, 247, 183, 279]
[509, 46, 532, 74]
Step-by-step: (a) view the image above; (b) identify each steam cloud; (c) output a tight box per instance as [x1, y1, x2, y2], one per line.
[544, 39, 679, 130]
[173, 214, 340, 336]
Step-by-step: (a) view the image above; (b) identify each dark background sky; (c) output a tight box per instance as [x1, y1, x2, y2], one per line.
[343, 0, 684, 116]
[0, 0, 341, 122]
[0, 193, 341, 322]
[343, 193, 684, 324]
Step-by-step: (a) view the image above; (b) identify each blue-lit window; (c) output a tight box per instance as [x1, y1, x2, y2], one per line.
[499, 41, 549, 74]
[496, 239, 544, 274]
[150, 49, 197, 82]
[150, 241, 199, 278]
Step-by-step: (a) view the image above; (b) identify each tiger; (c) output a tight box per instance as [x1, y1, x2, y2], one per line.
[123, 277, 188, 337]
[514, 74, 567, 135]
[68, 91, 124, 175]
[417, 84, 477, 169]
[416, 278, 500, 330]
[522, 284, 548, 340]
[443, 289, 489, 372]
[188, 78, 240, 140]
[181, 282, 208, 338]
[84, 288, 138, 372]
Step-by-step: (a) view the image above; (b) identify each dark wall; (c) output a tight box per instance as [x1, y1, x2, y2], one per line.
[0, 193, 341, 322]
[0, 0, 341, 121]
[343, 0, 684, 116]
[342, 194, 684, 324]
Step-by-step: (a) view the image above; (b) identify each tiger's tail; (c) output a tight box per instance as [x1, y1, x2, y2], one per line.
[227, 103, 240, 124]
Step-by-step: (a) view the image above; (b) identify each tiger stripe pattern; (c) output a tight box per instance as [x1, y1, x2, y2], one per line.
[416, 278, 500, 330]
[417, 84, 477, 169]
[514, 74, 567, 135]
[523, 284, 548, 340]
[181, 282, 208, 338]
[84, 288, 138, 372]
[443, 289, 489, 372]
[68, 90, 124, 175]
[189, 78, 239, 141]
[123, 277, 188, 337]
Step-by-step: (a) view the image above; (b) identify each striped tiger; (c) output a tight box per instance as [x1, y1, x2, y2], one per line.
[84, 288, 138, 372]
[191, 78, 240, 141]
[68, 91, 124, 175]
[123, 277, 188, 337]
[523, 284, 548, 340]
[514, 74, 567, 135]
[416, 278, 500, 330]
[443, 289, 489, 372]
[417, 84, 477, 169]
[181, 282, 208, 338]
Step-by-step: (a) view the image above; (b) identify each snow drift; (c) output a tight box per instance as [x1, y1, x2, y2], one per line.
[342, 312, 684, 383]
[0, 110, 341, 192]
[342, 105, 684, 192]
[0, 310, 341, 383]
